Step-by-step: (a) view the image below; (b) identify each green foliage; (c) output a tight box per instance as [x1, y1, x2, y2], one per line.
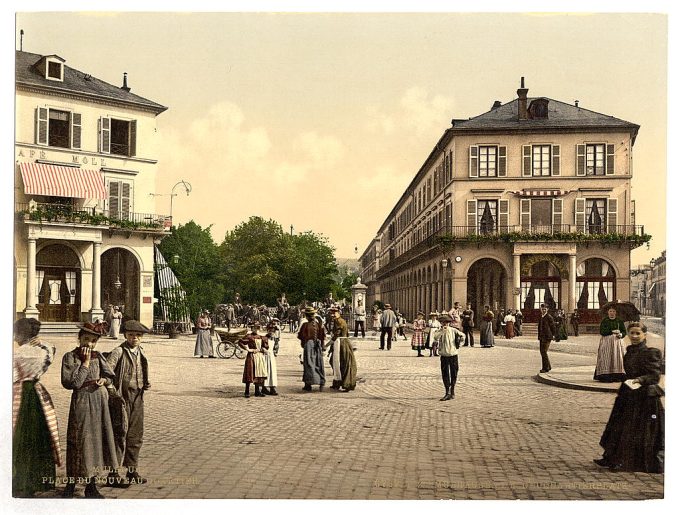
[437, 230, 652, 249]
[19, 206, 165, 231]
[158, 221, 226, 320]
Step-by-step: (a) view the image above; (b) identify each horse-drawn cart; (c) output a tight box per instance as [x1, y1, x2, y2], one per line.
[213, 327, 248, 359]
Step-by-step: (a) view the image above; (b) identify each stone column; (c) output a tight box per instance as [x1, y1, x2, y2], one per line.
[513, 253, 521, 310]
[24, 237, 40, 319]
[90, 242, 105, 321]
[569, 254, 577, 312]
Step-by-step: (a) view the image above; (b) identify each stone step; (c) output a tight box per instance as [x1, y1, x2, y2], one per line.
[39, 322, 80, 335]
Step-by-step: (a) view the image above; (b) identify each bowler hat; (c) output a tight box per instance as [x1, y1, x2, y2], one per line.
[79, 322, 104, 336]
[123, 320, 150, 334]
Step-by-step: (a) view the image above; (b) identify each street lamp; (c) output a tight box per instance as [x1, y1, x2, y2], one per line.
[150, 180, 192, 225]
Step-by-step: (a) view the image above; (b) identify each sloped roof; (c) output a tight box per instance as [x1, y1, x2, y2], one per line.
[16, 50, 167, 114]
[452, 97, 638, 133]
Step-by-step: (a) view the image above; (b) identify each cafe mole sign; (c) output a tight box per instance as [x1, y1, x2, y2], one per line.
[18, 148, 108, 167]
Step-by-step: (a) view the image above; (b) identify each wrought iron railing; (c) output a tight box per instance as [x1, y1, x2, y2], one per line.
[16, 202, 171, 232]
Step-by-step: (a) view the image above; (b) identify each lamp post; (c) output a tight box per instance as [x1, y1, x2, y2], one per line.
[150, 180, 192, 226]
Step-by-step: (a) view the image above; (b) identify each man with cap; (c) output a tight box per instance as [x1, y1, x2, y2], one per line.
[105, 320, 151, 486]
[379, 304, 397, 350]
[435, 314, 465, 401]
[353, 299, 366, 338]
[297, 307, 326, 391]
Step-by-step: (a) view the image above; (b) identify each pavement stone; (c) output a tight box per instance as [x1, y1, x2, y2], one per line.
[29, 327, 664, 500]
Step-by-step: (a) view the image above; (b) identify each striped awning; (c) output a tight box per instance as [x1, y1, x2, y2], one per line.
[19, 162, 107, 199]
[514, 189, 568, 197]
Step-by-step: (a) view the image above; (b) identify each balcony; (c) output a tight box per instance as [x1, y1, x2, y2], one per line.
[16, 201, 172, 234]
[375, 223, 650, 278]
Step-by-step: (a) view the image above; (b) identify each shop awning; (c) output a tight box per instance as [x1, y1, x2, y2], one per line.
[19, 162, 107, 199]
[514, 189, 569, 197]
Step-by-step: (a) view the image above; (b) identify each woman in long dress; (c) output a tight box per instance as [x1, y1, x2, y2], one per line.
[109, 306, 122, 339]
[427, 313, 441, 357]
[480, 306, 495, 348]
[594, 307, 627, 382]
[13, 318, 62, 498]
[61, 323, 118, 498]
[194, 311, 214, 358]
[239, 326, 267, 398]
[372, 309, 380, 335]
[555, 309, 568, 341]
[261, 332, 278, 395]
[411, 311, 426, 357]
[594, 322, 664, 472]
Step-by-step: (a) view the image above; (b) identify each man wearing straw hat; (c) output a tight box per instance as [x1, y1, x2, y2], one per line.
[435, 314, 465, 401]
[297, 306, 326, 391]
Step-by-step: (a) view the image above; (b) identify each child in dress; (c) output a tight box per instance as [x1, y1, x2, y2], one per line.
[238, 325, 267, 398]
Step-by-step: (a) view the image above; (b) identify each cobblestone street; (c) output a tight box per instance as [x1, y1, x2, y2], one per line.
[33, 328, 664, 500]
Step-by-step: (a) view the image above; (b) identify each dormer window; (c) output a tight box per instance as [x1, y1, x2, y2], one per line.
[35, 55, 65, 82]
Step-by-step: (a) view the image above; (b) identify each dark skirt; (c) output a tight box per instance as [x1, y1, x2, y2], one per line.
[242, 353, 264, 384]
[600, 384, 664, 472]
[339, 340, 357, 391]
[13, 381, 56, 497]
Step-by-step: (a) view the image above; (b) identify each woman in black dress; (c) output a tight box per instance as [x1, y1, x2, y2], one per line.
[594, 322, 664, 472]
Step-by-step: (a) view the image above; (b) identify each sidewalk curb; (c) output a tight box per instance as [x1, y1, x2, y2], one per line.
[533, 372, 618, 393]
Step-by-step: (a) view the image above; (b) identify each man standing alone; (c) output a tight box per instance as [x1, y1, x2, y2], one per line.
[461, 303, 475, 347]
[379, 304, 397, 350]
[354, 299, 366, 338]
[537, 304, 557, 373]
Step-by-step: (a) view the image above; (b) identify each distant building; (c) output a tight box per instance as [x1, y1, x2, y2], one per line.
[14, 50, 170, 327]
[360, 78, 648, 325]
[649, 251, 666, 318]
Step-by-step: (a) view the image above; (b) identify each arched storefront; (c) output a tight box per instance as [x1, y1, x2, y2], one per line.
[520, 256, 567, 323]
[467, 258, 506, 324]
[577, 257, 616, 323]
[36, 244, 81, 322]
[101, 248, 140, 321]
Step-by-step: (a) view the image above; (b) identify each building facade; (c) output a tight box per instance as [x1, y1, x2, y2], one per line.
[361, 79, 648, 325]
[14, 51, 170, 327]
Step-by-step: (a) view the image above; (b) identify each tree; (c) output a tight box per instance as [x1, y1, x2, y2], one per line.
[157, 221, 225, 320]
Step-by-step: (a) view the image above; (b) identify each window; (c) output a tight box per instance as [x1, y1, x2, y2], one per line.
[108, 180, 132, 220]
[586, 144, 605, 176]
[523, 144, 560, 176]
[48, 61, 63, 80]
[577, 258, 616, 311]
[532, 145, 551, 176]
[35, 107, 81, 149]
[586, 198, 606, 234]
[100, 117, 137, 157]
[479, 146, 497, 177]
[477, 200, 497, 234]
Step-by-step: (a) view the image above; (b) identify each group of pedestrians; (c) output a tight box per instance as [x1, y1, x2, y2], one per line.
[12, 318, 151, 498]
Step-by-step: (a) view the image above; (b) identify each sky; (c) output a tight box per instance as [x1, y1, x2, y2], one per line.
[6, 9, 671, 266]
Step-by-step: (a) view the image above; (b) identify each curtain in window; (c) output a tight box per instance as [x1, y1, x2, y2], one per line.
[577, 281, 589, 309]
[36, 270, 45, 305]
[601, 261, 610, 277]
[577, 262, 586, 277]
[598, 282, 609, 307]
[64, 271, 77, 304]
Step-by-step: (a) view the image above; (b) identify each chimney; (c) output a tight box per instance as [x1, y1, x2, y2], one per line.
[491, 100, 502, 110]
[575, 100, 579, 107]
[517, 76, 528, 120]
[121, 72, 130, 92]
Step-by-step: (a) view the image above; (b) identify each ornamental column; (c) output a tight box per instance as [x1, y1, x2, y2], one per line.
[90, 241, 105, 322]
[513, 253, 522, 310]
[569, 254, 577, 312]
[24, 237, 40, 319]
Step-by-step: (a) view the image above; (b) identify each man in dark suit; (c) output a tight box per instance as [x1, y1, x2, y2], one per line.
[537, 304, 557, 373]
[570, 308, 580, 337]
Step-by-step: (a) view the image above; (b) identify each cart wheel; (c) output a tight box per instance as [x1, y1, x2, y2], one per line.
[233, 344, 247, 359]
[216, 342, 235, 359]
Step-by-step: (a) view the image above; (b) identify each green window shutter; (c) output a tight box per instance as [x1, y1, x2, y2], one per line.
[575, 198, 586, 232]
[469, 145, 478, 178]
[552, 198, 563, 230]
[499, 199, 509, 233]
[576, 144, 586, 176]
[109, 180, 120, 219]
[607, 198, 618, 233]
[100, 117, 111, 153]
[522, 145, 532, 177]
[121, 182, 131, 219]
[129, 120, 137, 157]
[520, 198, 531, 231]
[71, 112, 82, 150]
[467, 199, 478, 234]
[551, 145, 560, 176]
[498, 146, 507, 177]
[606, 144, 615, 175]
[36, 107, 48, 145]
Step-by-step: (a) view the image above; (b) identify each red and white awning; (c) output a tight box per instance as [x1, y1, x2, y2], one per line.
[514, 189, 570, 197]
[19, 162, 107, 199]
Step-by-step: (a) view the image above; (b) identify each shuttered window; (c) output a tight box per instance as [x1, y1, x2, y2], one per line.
[552, 198, 563, 230]
[469, 145, 479, 178]
[100, 117, 111, 153]
[520, 199, 531, 231]
[551, 145, 560, 176]
[466, 199, 478, 234]
[522, 145, 532, 176]
[532, 145, 551, 176]
[498, 199, 509, 233]
[576, 144, 586, 176]
[574, 198, 586, 232]
[108, 180, 132, 220]
[497, 146, 507, 177]
[479, 146, 497, 177]
[607, 198, 618, 233]
[35, 106, 81, 149]
[100, 117, 137, 156]
[36, 107, 48, 145]
[71, 113, 82, 150]
[586, 144, 606, 175]
[606, 144, 615, 175]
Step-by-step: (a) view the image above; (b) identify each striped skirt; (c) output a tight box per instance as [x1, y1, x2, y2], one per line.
[594, 334, 627, 380]
[411, 330, 425, 350]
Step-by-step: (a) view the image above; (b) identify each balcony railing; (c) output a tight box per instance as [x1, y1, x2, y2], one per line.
[16, 202, 171, 232]
[375, 223, 649, 278]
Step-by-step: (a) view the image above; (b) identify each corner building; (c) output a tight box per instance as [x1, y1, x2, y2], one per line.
[14, 51, 169, 328]
[360, 80, 647, 326]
